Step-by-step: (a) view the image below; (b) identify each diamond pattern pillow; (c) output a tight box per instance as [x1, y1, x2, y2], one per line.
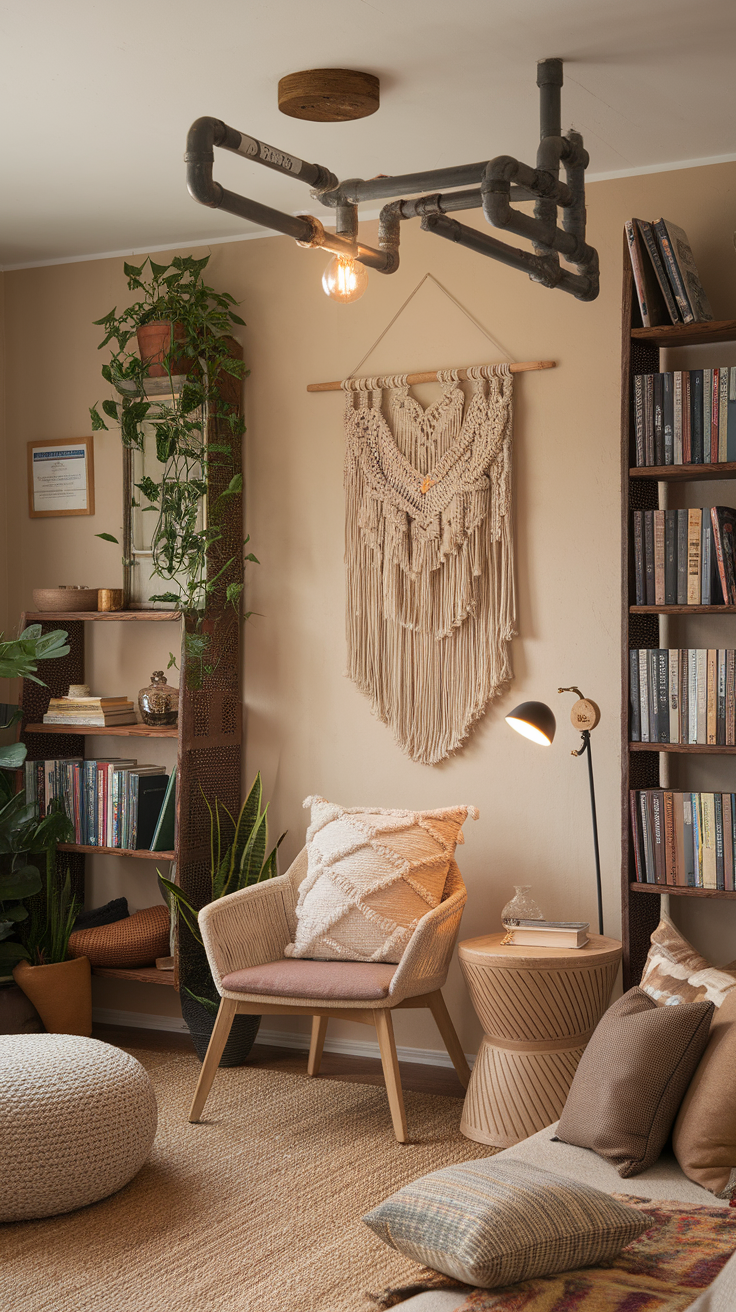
[285, 796, 477, 963]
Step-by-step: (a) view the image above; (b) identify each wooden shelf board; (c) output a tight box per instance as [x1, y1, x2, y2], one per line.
[26, 723, 178, 737]
[631, 319, 736, 348]
[630, 742, 736, 754]
[22, 610, 181, 623]
[92, 965, 178, 987]
[630, 882, 736, 900]
[630, 605, 736, 614]
[58, 843, 174, 860]
[630, 462, 736, 482]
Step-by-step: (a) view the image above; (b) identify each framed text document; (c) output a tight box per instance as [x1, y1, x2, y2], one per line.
[27, 438, 95, 517]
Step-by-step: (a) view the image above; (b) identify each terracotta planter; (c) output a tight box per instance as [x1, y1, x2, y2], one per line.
[136, 320, 189, 378]
[13, 956, 92, 1037]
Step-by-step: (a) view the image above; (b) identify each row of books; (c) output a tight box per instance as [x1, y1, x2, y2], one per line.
[631, 789, 736, 890]
[23, 758, 176, 851]
[630, 648, 736, 745]
[625, 217, 713, 327]
[632, 369, 736, 468]
[632, 506, 736, 607]
[42, 695, 136, 728]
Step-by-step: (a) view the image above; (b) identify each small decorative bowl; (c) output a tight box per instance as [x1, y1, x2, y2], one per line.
[32, 587, 99, 612]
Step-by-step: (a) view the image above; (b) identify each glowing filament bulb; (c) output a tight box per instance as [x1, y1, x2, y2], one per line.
[322, 254, 368, 303]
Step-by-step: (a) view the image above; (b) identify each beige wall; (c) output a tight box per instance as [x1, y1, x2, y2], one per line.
[4, 161, 736, 1051]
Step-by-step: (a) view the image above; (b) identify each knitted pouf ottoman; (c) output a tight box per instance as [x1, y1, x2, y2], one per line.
[0, 1033, 157, 1221]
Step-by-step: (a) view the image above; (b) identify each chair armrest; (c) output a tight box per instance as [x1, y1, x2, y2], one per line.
[389, 860, 467, 1004]
[199, 864, 300, 994]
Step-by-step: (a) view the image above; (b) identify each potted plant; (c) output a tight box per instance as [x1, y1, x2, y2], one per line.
[13, 857, 91, 1037]
[160, 772, 285, 1066]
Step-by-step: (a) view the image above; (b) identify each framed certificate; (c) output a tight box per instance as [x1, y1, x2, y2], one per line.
[28, 438, 95, 517]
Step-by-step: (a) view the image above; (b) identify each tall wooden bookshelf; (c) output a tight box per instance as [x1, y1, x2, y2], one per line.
[621, 246, 736, 987]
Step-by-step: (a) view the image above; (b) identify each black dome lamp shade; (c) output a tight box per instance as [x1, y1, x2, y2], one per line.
[505, 701, 556, 747]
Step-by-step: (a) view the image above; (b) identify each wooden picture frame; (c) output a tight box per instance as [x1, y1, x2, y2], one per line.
[27, 438, 95, 518]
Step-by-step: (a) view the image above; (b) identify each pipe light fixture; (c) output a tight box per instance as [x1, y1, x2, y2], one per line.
[185, 59, 599, 304]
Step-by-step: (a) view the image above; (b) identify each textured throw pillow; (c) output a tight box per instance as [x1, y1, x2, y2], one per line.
[673, 988, 736, 1198]
[285, 796, 477, 963]
[640, 913, 736, 1007]
[68, 904, 170, 968]
[362, 1159, 648, 1289]
[556, 987, 714, 1177]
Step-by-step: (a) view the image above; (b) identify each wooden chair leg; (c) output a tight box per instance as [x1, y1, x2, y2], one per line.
[307, 1015, 328, 1077]
[427, 990, 471, 1089]
[188, 997, 237, 1123]
[374, 1009, 408, 1143]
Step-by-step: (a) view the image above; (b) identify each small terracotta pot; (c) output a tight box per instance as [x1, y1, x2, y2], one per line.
[136, 321, 189, 378]
[97, 588, 125, 612]
[13, 956, 92, 1037]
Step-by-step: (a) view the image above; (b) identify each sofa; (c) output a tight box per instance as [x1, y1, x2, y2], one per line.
[397, 1122, 736, 1311]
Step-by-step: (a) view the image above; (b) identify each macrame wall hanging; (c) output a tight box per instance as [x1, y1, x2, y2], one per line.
[308, 274, 556, 766]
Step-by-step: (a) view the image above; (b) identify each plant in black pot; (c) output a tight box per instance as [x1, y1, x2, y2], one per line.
[160, 772, 285, 1067]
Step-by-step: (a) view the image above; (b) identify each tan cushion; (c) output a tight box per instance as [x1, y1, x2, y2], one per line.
[556, 987, 714, 1177]
[362, 1158, 648, 1289]
[221, 959, 397, 1000]
[640, 913, 736, 1008]
[285, 796, 476, 963]
[673, 988, 736, 1198]
[68, 905, 170, 969]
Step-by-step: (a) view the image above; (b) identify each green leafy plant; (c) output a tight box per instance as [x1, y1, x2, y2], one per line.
[89, 255, 255, 625]
[20, 858, 79, 968]
[160, 772, 285, 1013]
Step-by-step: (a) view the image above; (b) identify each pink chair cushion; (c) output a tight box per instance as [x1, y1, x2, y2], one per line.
[221, 959, 397, 1001]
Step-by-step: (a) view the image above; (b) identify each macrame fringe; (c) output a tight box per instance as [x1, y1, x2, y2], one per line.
[343, 365, 516, 765]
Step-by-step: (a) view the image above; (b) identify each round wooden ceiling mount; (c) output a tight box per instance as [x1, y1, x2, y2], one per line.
[278, 69, 379, 123]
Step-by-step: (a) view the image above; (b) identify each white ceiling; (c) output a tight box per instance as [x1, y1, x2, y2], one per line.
[2, 0, 736, 268]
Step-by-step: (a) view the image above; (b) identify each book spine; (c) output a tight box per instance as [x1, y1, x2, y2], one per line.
[711, 506, 729, 604]
[696, 649, 707, 743]
[707, 648, 717, 744]
[726, 794, 735, 892]
[633, 374, 645, 466]
[626, 220, 652, 327]
[639, 220, 680, 324]
[657, 649, 669, 742]
[704, 369, 713, 464]
[639, 650, 650, 743]
[653, 220, 694, 322]
[674, 370, 683, 465]
[687, 508, 702, 604]
[691, 371, 704, 463]
[731, 796, 736, 892]
[644, 374, 655, 465]
[683, 371, 691, 462]
[641, 792, 655, 882]
[680, 647, 689, 744]
[728, 368, 736, 463]
[711, 368, 720, 463]
[97, 766, 105, 848]
[688, 649, 698, 744]
[669, 648, 680, 744]
[683, 792, 695, 886]
[692, 793, 703, 886]
[654, 509, 665, 605]
[702, 793, 717, 888]
[720, 367, 729, 462]
[648, 649, 659, 742]
[728, 649, 736, 746]
[663, 791, 676, 884]
[630, 791, 645, 881]
[130, 776, 139, 849]
[663, 372, 674, 464]
[653, 374, 665, 466]
[676, 509, 688, 604]
[701, 517, 712, 607]
[673, 791, 685, 885]
[633, 510, 645, 605]
[651, 790, 666, 884]
[715, 793, 725, 891]
[664, 509, 677, 604]
[718, 649, 727, 745]
[645, 510, 656, 604]
[629, 650, 641, 741]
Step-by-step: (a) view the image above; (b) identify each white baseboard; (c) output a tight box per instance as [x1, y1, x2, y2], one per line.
[92, 1006, 475, 1070]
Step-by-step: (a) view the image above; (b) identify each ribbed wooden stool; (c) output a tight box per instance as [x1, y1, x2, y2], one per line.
[458, 933, 621, 1147]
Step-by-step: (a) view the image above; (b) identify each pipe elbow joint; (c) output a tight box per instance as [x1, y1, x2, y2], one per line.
[186, 162, 223, 209]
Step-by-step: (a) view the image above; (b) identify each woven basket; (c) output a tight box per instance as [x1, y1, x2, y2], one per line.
[68, 905, 170, 969]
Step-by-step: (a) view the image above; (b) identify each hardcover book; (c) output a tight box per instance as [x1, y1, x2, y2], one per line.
[635, 219, 680, 324]
[626, 219, 671, 327]
[653, 218, 714, 324]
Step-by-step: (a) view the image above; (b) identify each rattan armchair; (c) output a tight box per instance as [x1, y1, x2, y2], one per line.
[188, 847, 471, 1141]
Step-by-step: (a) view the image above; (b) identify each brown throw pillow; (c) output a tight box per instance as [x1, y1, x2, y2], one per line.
[68, 904, 170, 968]
[673, 988, 736, 1198]
[556, 987, 714, 1177]
[640, 913, 736, 1008]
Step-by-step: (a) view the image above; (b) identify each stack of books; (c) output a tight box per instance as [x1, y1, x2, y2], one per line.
[632, 506, 736, 607]
[501, 920, 590, 949]
[625, 217, 713, 327]
[630, 647, 736, 745]
[42, 695, 136, 727]
[632, 368, 736, 468]
[24, 757, 175, 851]
[631, 788, 736, 890]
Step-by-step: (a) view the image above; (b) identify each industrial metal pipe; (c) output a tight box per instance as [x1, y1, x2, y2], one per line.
[421, 212, 597, 301]
[314, 162, 490, 206]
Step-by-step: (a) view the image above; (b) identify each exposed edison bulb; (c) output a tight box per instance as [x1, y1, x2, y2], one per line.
[322, 254, 369, 303]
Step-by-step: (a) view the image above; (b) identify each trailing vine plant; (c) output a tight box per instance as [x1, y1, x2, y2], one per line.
[90, 256, 257, 678]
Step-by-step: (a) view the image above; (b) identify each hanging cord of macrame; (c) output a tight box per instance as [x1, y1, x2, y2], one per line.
[347, 272, 516, 380]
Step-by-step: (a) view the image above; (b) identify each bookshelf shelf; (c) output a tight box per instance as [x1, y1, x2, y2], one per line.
[630, 605, 736, 614]
[631, 319, 736, 348]
[23, 610, 181, 623]
[629, 743, 736, 754]
[92, 965, 178, 987]
[630, 462, 736, 483]
[26, 723, 178, 738]
[58, 843, 174, 860]
[629, 883, 736, 901]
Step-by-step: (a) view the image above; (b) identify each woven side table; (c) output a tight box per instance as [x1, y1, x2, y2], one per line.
[458, 932, 621, 1147]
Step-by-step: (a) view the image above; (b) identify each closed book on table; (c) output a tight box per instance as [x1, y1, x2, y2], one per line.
[683, 793, 695, 887]
[701, 793, 717, 888]
[654, 509, 666, 605]
[633, 510, 645, 604]
[687, 508, 702, 603]
[653, 375, 665, 466]
[503, 923, 589, 949]
[676, 509, 688, 604]
[639, 650, 650, 743]
[651, 790, 666, 884]
[691, 371, 704, 463]
[668, 648, 680, 744]
[629, 650, 641, 741]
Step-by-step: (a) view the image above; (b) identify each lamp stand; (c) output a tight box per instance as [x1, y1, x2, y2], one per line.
[573, 729, 603, 936]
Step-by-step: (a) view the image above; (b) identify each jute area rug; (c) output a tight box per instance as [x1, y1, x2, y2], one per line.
[1, 1046, 497, 1312]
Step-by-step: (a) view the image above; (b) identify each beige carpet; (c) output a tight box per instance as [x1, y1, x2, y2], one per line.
[1, 1046, 497, 1312]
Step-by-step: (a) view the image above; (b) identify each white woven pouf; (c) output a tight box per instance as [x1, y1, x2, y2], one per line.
[0, 1033, 157, 1221]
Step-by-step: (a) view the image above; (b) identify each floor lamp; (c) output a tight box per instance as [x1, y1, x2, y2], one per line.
[505, 687, 604, 935]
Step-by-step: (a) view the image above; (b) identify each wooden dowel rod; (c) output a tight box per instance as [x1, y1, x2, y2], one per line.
[307, 361, 556, 392]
